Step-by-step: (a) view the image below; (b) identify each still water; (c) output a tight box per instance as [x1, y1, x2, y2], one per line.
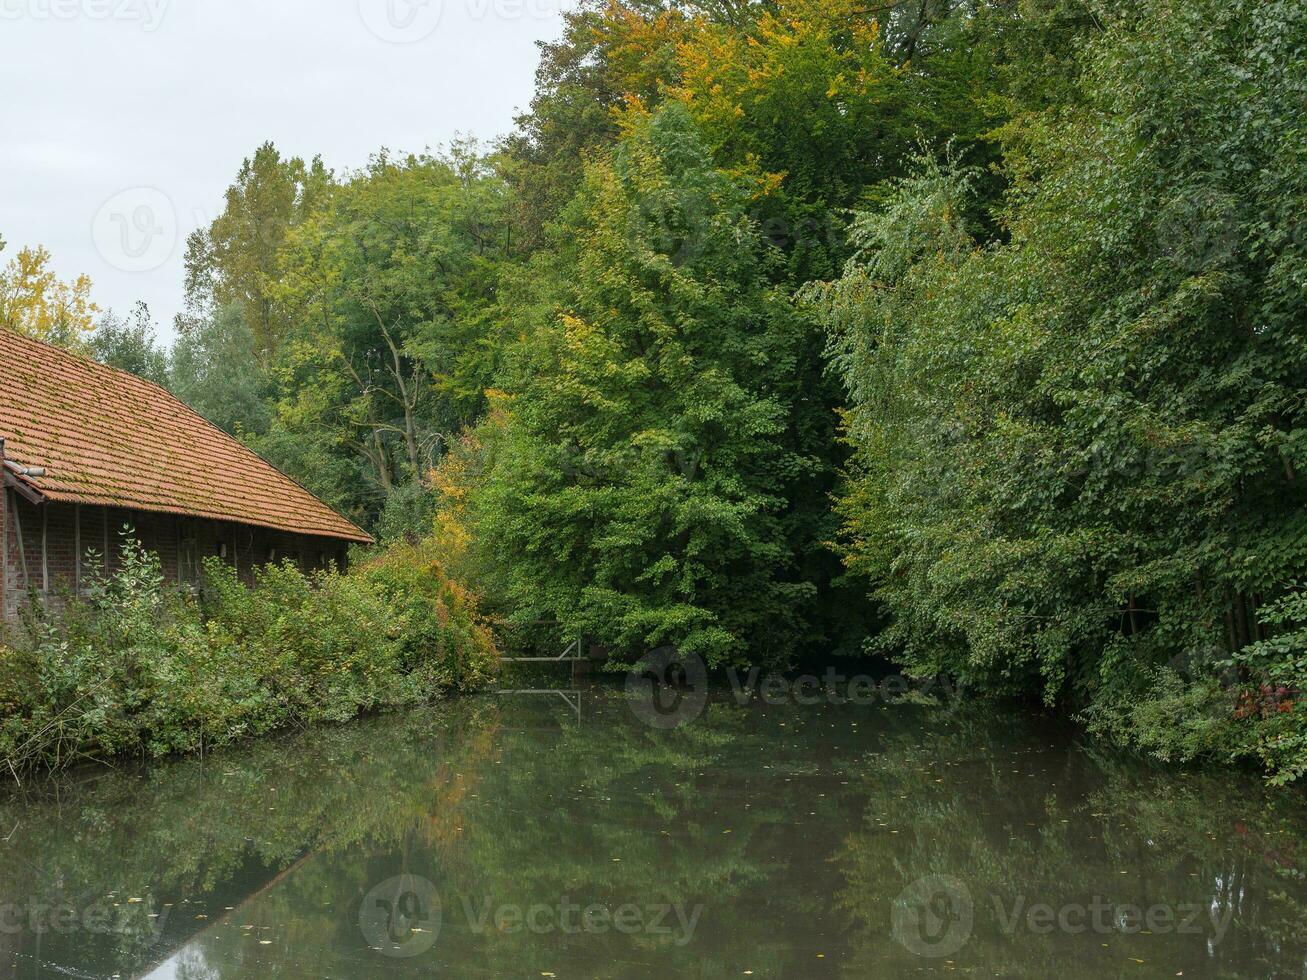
[1, 683, 1305, 979]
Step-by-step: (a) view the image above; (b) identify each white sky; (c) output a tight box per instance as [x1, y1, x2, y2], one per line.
[1, 0, 569, 342]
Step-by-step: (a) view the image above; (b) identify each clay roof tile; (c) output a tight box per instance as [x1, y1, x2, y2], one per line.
[0, 329, 372, 544]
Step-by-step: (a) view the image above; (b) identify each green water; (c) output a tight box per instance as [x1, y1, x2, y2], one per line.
[1, 685, 1305, 978]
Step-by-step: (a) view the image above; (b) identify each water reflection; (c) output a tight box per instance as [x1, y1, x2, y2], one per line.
[0, 687, 1303, 978]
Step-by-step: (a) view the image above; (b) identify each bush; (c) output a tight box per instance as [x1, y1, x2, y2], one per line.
[0, 535, 499, 774]
[373, 480, 442, 545]
[202, 558, 419, 725]
[354, 538, 499, 692]
[1226, 588, 1307, 785]
[1082, 586, 1306, 785]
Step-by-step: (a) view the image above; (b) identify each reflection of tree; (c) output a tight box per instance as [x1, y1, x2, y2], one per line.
[0, 702, 500, 979]
[2, 695, 1305, 979]
[833, 704, 1307, 979]
[0, 692, 868, 978]
[409, 698, 809, 976]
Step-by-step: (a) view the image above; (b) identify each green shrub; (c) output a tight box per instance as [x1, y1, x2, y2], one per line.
[0, 539, 205, 764]
[0, 534, 499, 775]
[1227, 588, 1307, 785]
[201, 559, 415, 724]
[355, 538, 500, 692]
[1083, 586, 1306, 784]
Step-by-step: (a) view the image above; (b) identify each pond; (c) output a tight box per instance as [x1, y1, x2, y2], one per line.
[1, 680, 1305, 978]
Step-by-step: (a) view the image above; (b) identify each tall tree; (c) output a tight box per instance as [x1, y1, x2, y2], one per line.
[258, 148, 514, 529]
[170, 301, 271, 436]
[808, 0, 1307, 718]
[184, 142, 332, 357]
[475, 106, 821, 667]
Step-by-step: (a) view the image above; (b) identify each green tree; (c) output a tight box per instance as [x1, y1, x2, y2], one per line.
[90, 302, 169, 385]
[808, 0, 1307, 776]
[259, 147, 513, 528]
[185, 142, 333, 356]
[169, 301, 271, 436]
[475, 106, 819, 667]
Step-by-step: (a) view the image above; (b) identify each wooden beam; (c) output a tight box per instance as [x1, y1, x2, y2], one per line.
[41, 505, 48, 598]
[2, 470, 43, 506]
[9, 493, 25, 595]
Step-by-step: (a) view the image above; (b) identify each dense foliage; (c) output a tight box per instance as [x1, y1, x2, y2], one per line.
[0, 537, 497, 773]
[476, 106, 822, 666]
[3, 0, 1303, 779]
[807, 0, 1307, 781]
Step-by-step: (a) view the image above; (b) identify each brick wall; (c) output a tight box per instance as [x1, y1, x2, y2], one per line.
[1, 499, 352, 624]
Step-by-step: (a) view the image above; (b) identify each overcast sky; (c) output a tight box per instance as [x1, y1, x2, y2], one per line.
[2, 0, 569, 343]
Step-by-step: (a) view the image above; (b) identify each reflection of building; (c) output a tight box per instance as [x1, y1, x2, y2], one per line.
[1, 329, 371, 622]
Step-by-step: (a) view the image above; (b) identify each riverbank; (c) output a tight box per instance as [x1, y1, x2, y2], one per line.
[1, 527, 1302, 788]
[0, 537, 498, 777]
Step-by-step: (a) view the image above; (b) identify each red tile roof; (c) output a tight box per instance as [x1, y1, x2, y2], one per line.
[0, 329, 371, 543]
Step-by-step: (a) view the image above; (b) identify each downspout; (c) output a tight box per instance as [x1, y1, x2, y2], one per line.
[3, 459, 46, 481]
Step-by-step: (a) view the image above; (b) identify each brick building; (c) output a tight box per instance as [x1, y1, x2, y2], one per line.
[1, 329, 371, 623]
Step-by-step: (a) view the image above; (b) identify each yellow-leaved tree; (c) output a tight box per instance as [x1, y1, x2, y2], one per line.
[0, 240, 99, 348]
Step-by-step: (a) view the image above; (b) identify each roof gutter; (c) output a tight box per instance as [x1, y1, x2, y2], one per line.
[3, 459, 45, 479]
